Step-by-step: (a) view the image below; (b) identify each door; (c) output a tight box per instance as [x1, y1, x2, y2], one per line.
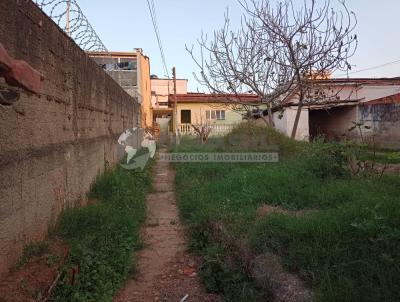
[181, 110, 191, 124]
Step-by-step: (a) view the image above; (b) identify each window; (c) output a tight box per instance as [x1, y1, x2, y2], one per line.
[206, 110, 225, 121]
[181, 110, 191, 123]
[216, 110, 225, 120]
[118, 58, 137, 70]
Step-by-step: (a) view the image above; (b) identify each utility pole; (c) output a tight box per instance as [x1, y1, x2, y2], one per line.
[172, 67, 180, 145]
[66, 0, 71, 36]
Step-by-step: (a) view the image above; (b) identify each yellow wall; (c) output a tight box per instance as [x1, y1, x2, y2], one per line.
[87, 50, 153, 129]
[138, 53, 152, 128]
[176, 103, 245, 125]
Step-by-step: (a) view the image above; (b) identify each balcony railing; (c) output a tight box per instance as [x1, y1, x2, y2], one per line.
[107, 70, 138, 87]
[178, 123, 236, 136]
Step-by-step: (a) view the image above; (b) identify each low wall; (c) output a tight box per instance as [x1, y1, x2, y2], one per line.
[0, 0, 140, 272]
[360, 103, 400, 149]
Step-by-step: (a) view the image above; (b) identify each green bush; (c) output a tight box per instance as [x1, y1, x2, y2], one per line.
[199, 244, 264, 302]
[15, 241, 49, 268]
[52, 165, 152, 302]
[300, 140, 349, 179]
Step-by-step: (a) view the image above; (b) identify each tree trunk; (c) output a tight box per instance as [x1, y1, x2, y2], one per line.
[291, 95, 304, 139]
[259, 103, 274, 127]
[260, 115, 271, 127]
[267, 105, 274, 127]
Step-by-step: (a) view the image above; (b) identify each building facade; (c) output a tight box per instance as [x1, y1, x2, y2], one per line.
[173, 93, 264, 136]
[88, 49, 153, 128]
[273, 78, 400, 149]
[150, 77, 264, 137]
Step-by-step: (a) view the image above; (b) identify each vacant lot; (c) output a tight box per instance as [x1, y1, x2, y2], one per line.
[174, 124, 400, 302]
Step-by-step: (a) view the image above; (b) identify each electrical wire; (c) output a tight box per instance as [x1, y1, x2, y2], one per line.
[146, 0, 170, 77]
[337, 59, 400, 77]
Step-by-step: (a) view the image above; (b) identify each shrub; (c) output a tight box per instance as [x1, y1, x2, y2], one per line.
[51, 165, 152, 302]
[300, 139, 349, 179]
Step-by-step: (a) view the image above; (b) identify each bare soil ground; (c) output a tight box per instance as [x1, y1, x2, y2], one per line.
[0, 238, 68, 302]
[383, 163, 400, 174]
[114, 154, 219, 302]
[256, 204, 310, 218]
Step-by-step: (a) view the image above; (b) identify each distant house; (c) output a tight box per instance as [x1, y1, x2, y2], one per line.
[150, 77, 188, 136]
[88, 49, 152, 128]
[149, 78, 263, 136]
[273, 77, 400, 149]
[172, 93, 263, 136]
[151, 77, 188, 109]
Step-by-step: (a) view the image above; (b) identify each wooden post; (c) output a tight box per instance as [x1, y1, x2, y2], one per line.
[66, 0, 71, 36]
[172, 67, 180, 145]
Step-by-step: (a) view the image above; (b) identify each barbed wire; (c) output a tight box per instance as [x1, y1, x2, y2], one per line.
[34, 0, 108, 52]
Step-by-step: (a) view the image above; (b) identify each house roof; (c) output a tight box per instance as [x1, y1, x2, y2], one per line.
[87, 51, 137, 58]
[171, 93, 262, 104]
[362, 93, 400, 105]
[151, 78, 188, 81]
[313, 77, 400, 85]
[280, 77, 400, 108]
[87, 50, 150, 60]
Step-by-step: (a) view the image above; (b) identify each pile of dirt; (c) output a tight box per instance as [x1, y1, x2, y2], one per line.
[381, 163, 400, 174]
[0, 238, 68, 302]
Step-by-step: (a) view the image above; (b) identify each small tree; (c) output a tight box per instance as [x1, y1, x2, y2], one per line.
[191, 121, 213, 144]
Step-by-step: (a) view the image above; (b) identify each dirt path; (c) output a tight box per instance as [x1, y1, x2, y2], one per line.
[114, 152, 219, 302]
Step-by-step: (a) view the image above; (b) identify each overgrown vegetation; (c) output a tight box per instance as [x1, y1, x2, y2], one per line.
[359, 150, 400, 164]
[51, 165, 152, 301]
[14, 241, 49, 269]
[174, 123, 400, 302]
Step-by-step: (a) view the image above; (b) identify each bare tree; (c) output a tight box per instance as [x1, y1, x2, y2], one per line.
[186, 10, 294, 126]
[188, 0, 357, 138]
[191, 121, 213, 144]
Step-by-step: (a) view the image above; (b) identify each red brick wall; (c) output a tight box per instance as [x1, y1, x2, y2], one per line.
[0, 0, 140, 272]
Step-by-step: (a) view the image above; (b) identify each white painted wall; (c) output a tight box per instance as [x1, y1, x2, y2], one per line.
[274, 81, 400, 142]
[357, 85, 400, 103]
[273, 107, 309, 141]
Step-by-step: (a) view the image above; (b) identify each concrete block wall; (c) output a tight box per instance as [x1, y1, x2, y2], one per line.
[359, 103, 400, 149]
[0, 0, 139, 272]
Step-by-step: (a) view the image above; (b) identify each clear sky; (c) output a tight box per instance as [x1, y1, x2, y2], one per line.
[79, 0, 400, 91]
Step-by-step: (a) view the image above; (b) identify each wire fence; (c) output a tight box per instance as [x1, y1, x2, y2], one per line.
[34, 0, 108, 52]
[32, 0, 144, 103]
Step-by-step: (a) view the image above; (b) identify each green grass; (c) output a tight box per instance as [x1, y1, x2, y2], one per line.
[251, 196, 400, 302]
[359, 150, 400, 164]
[174, 123, 400, 302]
[14, 241, 49, 269]
[51, 164, 152, 302]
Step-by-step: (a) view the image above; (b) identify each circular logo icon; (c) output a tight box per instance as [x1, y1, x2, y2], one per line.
[117, 128, 156, 170]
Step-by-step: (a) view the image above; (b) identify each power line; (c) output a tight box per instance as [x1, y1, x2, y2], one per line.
[337, 59, 400, 77]
[151, 0, 169, 77]
[146, 0, 169, 77]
